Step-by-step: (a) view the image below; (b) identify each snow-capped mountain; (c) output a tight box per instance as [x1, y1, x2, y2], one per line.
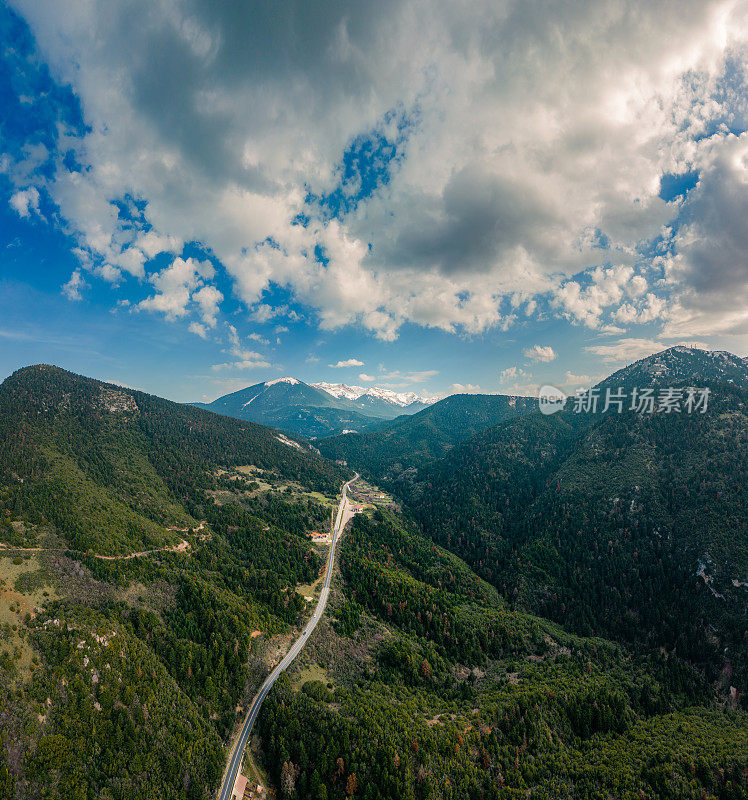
[264, 377, 300, 387]
[312, 382, 433, 419]
[312, 382, 434, 407]
[193, 377, 432, 439]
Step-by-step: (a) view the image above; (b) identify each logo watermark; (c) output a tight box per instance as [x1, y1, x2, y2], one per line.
[538, 385, 567, 415]
[538, 386, 710, 415]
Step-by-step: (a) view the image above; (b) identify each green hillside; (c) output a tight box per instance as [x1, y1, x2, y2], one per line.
[0, 365, 343, 554]
[257, 508, 747, 800]
[0, 354, 746, 800]
[317, 393, 535, 483]
[409, 349, 748, 690]
[0, 364, 349, 798]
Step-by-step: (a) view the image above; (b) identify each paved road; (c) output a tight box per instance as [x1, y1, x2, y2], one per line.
[217, 474, 358, 800]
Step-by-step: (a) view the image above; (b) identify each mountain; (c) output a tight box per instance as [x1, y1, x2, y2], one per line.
[312, 382, 432, 418]
[317, 392, 536, 482]
[194, 377, 430, 438]
[312, 382, 431, 406]
[603, 344, 748, 388]
[0, 364, 347, 798]
[1, 358, 745, 800]
[259, 504, 747, 800]
[0, 365, 343, 554]
[193, 377, 382, 438]
[407, 347, 748, 689]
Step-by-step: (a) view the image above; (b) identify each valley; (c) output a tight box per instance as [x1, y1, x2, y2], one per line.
[0, 349, 746, 800]
[4, 4, 747, 798]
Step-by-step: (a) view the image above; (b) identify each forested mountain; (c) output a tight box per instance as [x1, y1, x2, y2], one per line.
[0, 364, 351, 798]
[0, 365, 342, 554]
[193, 377, 429, 439]
[318, 393, 536, 482]
[257, 507, 747, 800]
[405, 347, 748, 691]
[0, 354, 746, 799]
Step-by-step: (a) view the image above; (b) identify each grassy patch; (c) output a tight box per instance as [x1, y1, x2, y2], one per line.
[0, 555, 58, 682]
[292, 662, 331, 690]
[296, 575, 322, 601]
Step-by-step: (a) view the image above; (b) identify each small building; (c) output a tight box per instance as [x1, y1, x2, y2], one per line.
[232, 773, 248, 799]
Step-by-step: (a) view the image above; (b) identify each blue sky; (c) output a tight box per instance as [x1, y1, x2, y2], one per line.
[1, 2, 746, 403]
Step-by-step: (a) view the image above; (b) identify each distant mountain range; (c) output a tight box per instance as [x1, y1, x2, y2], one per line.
[312, 382, 432, 409]
[193, 377, 433, 438]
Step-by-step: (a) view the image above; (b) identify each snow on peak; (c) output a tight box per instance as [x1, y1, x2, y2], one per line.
[312, 382, 433, 407]
[265, 377, 300, 387]
[312, 382, 362, 400]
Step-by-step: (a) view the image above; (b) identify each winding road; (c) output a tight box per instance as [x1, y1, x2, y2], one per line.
[217, 474, 359, 800]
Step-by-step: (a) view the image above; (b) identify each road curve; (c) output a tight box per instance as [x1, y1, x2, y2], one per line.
[217, 474, 359, 800]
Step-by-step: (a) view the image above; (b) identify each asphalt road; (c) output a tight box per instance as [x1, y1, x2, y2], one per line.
[217, 474, 359, 800]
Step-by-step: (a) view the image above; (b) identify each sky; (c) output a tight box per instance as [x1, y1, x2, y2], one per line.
[1, 0, 746, 403]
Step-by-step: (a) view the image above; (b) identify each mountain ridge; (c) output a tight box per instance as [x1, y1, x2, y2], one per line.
[0, 364, 343, 554]
[403, 346, 748, 690]
[194, 377, 431, 439]
[311, 381, 433, 407]
[317, 391, 537, 482]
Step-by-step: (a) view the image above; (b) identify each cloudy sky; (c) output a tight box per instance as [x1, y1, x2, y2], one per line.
[1, 0, 746, 401]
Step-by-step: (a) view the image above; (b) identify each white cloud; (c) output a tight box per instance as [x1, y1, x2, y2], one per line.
[330, 358, 364, 368]
[659, 133, 748, 338]
[211, 357, 270, 371]
[358, 373, 375, 381]
[9, 186, 40, 218]
[613, 293, 668, 325]
[136, 257, 216, 321]
[497, 367, 538, 394]
[378, 369, 438, 386]
[94, 263, 122, 284]
[499, 366, 529, 383]
[8, 0, 747, 341]
[250, 304, 279, 324]
[211, 323, 271, 370]
[449, 382, 481, 393]
[560, 371, 602, 391]
[586, 337, 713, 364]
[523, 345, 557, 363]
[502, 381, 542, 397]
[136, 230, 182, 259]
[192, 284, 223, 328]
[585, 338, 665, 363]
[188, 321, 208, 338]
[554, 265, 646, 329]
[61, 269, 86, 301]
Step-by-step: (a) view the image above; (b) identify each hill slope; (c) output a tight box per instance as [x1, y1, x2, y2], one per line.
[0, 365, 349, 798]
[409, 347, 748, 688]
[317, 393, 536, 482]
[0, 365, 343, 554]
[258, 506, 747, 800]
[0, 357, 745, 799]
